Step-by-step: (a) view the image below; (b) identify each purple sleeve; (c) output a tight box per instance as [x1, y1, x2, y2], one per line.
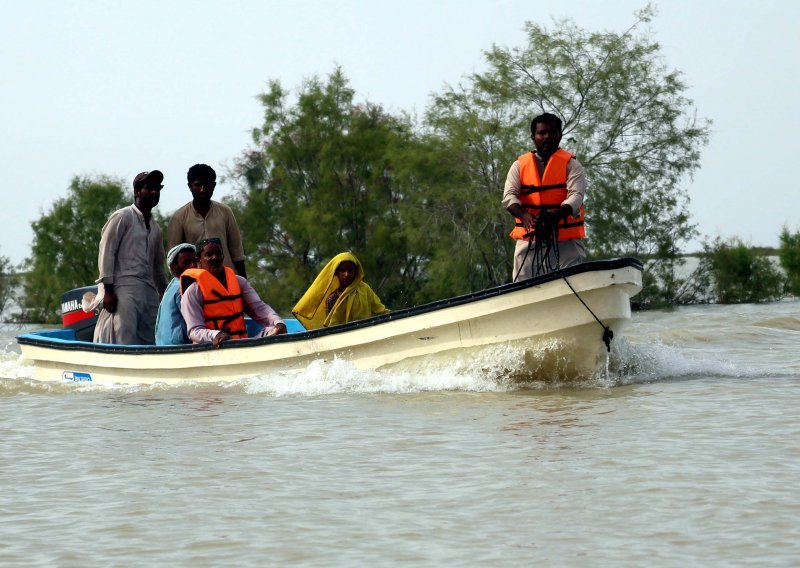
[180, 282, 219, 344]
[239, 277, 285, 332]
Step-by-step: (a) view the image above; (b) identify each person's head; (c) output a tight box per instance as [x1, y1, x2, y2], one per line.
[530, 113, 563, 158]
[166, 243, 197, 278]
[196, 237, 225, 277]
[335, 260, 359, 289]
[132, 170, 164, 212]
[187, 164, 216, 205]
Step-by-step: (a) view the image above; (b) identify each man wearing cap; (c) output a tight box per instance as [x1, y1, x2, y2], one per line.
[154, 243, 197, 345]
[180, 237, 285, 348]
[167, 163, 248, 278]
[93, 170, 169, 345]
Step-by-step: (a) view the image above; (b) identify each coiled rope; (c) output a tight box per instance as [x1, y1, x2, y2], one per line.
[513, 211, 614, 352]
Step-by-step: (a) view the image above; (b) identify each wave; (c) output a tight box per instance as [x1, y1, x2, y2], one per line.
[750, 315, 800, 331]
[3, 333, 783, 397]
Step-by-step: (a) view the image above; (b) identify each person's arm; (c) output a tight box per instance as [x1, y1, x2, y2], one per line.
[103, 284, 117, 313]
[180, 283, 223, 344]
[96, 210, 127, 313]
[562, 158, 587, 218]
[233, 259, 247, 279]
[367, 284, 390, 316]
[152, 225, 169, 297]
[168, 287, 188, 345]
[239, 277, 286, 335]
[166, 210, 184, 251]
[225, 208, 247, 278]
[502, 160, 535, 234]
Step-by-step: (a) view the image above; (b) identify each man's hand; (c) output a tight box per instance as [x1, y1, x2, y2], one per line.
[520, 211, 535, 234]
[556, 204, 573, 220]
[540, 204, 573, 227]
[508, 204, 535, 234]
[102, 286, 118, 313]
[266, 323, 287, 336]
[212, 331, 231, 348]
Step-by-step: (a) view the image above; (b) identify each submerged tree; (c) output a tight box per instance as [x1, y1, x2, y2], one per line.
[227, 6, 711, 308]
[421, 84, 521, 295]
[0, 251, 18, 319]
[229, 69, 430, 311]
[21, 176, 128, 323]
[779, 227, 800, 297]
[698, 237, 785, 304]
[425, 4, 710, 301]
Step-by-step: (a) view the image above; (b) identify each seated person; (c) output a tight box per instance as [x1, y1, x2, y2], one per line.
[155, 243, 198, 345]
[181, 237, 286, 348]
[292, 252, 390, 330]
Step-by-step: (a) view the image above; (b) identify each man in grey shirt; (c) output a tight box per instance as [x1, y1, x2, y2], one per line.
[93, 170, 169, 344]
[167, 163, 247, 278]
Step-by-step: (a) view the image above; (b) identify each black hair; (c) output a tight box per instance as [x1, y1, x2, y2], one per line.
[187, 163, 216, 184]
[530, 113, 563, 135]
[195, 237, 222, 255]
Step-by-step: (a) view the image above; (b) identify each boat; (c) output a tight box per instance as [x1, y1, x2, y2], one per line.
[16, 258, 643, 385]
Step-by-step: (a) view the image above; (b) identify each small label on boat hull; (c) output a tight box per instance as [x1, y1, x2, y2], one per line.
[62, 370, 93, 382]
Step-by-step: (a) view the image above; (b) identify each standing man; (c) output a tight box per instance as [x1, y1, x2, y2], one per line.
[181, 237, 285, 348]
[94, 170, 169, 344]
[503, 112, 587, 281]
[154, 243, 197, 345]
[167, 163, 247, 278]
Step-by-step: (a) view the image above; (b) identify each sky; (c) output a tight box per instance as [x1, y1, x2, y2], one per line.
[2, 0, 799, 266]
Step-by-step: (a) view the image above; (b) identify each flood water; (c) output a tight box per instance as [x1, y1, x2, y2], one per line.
[1, 301, 799, 566]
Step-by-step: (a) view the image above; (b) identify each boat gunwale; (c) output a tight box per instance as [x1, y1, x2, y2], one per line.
[17, 257, 642, 355]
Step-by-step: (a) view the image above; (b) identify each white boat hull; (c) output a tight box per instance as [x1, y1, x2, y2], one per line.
[17, 259, 642, 385]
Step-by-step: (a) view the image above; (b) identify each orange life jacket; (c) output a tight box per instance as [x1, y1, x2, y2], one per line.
[180, 267, 248, 339]
[509, 148, 586, 241]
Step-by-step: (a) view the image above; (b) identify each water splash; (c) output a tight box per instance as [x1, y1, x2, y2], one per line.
[2, 332, 788, 397]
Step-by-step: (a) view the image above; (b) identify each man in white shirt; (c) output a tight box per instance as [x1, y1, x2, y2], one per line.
[93, 170, 169, 344]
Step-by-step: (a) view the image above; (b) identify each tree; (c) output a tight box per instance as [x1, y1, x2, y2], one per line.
[698, 237, 785, 304]
[229, 69, 432, 311]
[0, 251, 18, 319]
[421, 84, 521, 295]
[424, 4, 710, 301]
[21, 175, 128, 323]
[779, 227, 800, 297]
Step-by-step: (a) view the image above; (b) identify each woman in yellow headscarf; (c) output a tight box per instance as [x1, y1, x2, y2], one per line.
[292, 252, 390, 330]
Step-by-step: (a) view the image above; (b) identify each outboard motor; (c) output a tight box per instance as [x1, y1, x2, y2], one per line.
[60, 285, 99, 342]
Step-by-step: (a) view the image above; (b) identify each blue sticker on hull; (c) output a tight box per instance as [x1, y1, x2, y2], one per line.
[63, 370, 93, 382]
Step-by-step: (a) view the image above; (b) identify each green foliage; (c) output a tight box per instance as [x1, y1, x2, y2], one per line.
[151, 207, 171, 252]
[425, 4, 710, 299]
[230, 69, 430, 310]
[779, 227, 800, 296]
[226, 8, 712, 308]
[21, 176, 129, 323]
[421, 81, 521, 293]
[0, 251, 18, 318]
[633, 256, 699, 309]
[699, 237, 785, 304]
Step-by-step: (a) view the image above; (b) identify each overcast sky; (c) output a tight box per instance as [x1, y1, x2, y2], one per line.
[2, 0, 798, 266]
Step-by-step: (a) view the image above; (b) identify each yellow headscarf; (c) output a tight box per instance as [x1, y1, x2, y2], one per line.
[292, 252, 390, 330]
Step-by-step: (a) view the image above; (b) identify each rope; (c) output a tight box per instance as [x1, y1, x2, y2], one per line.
[559, 274, 615, 353]
[513, 210, 614, 352]
[512, 211, 560, 282]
